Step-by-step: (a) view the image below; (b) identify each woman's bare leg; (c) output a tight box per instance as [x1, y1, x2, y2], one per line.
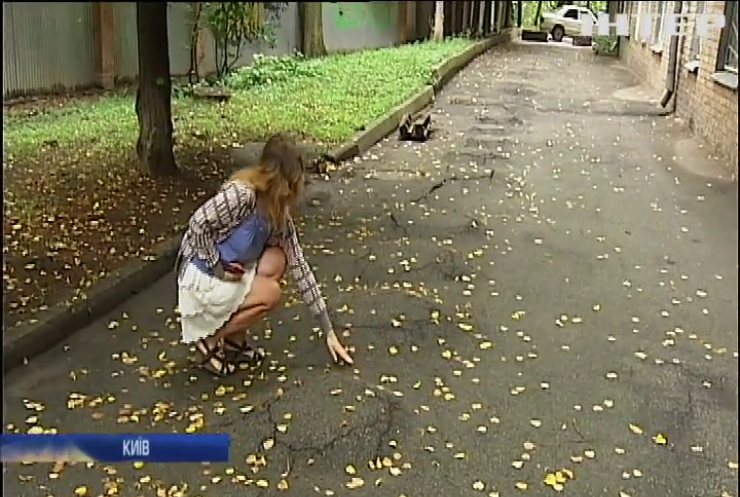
[220, 247, 287, 348]
[213, 275, 281, 340]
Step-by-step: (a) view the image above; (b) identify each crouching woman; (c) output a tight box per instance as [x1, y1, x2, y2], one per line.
[176, 134, 354, 376]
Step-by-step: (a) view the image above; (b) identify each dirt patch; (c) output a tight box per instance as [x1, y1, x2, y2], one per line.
[3, 86, 136, 115]
[2, 145, 232, 332]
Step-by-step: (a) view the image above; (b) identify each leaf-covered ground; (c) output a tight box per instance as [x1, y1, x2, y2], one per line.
[5, 43, 738, 496]
[2, 39, 473, 331]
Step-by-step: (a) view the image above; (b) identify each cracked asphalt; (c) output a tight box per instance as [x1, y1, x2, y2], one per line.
[4, 41, 738, 497]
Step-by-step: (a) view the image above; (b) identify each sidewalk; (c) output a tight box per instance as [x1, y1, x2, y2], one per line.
[5, 42, 738, 497]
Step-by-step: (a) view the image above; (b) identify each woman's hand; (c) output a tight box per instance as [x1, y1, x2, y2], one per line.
[326, 329, 354, 365]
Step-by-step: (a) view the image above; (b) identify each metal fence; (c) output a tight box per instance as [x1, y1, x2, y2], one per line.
[2, 2, 404, 99]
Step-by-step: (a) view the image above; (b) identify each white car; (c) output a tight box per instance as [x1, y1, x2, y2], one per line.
[540, 6, 598, 42]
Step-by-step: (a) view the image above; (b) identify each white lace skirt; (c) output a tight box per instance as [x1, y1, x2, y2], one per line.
[177, 262, 257, 343]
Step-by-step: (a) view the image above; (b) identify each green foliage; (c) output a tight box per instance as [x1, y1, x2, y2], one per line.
[196, 2, 288, 78]
[593, 35, 619, 56]
[3, 39, 473, 163]
[223, 54, 320, 91]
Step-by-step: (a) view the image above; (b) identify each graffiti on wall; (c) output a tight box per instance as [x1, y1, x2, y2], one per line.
[330, 2, 394, 30]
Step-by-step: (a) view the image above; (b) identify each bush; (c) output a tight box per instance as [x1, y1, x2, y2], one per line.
[224, 54, 320, 91]
[593, 35, 619, 56]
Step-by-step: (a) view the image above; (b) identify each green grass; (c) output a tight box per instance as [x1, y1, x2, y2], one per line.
[3, 39, 473, 166]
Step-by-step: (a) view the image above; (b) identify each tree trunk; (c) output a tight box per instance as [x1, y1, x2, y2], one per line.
[482, 0, 493, 34]
[397, 1, 408, 44]
[454, 2, 465, 34]
[443, 2, 453, 36]
[432, 1, 445, 41]
[607, 0, 618, 21]
[462, 1, 471, 31]
[534, 1, 544, 28]
[298, 3, 326, 57]
[517, 0, 523, 28]
[135, 2, 177, 177]
[471, 1, 482, 36]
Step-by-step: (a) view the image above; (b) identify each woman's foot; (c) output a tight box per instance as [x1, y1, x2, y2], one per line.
[195, 339, 236, 376]
[223, 337, 265, 369]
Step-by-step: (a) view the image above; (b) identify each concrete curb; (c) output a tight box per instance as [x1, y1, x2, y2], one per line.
[3, 237, 181, 373]
[3, 32, 512, 373]
[327, 32, 512, 162]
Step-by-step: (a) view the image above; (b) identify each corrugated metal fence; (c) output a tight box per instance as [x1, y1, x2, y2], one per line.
[3, 2, 98, 97]
[2, 2, 404, 99]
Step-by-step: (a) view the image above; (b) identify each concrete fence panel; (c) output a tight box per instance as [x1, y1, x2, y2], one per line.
[3, 2, 398, 98]
[323, 1, 399, 52]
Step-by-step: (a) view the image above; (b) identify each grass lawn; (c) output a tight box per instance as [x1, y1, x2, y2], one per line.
[2, 38, 474, 331]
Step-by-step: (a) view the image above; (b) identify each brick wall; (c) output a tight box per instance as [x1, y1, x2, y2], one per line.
[619, 1, 738, 179]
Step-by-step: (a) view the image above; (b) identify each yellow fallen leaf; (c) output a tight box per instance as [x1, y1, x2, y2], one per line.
[345, 464, 357, 475]
[472, 480, 486, 491]
[515, 481, 528, 490]
[277, 479, 290, 490]
[628, 423, 643, 435]
[74, 486, 89, 496]
[652, 433, 667, 445]
[346, 477, 365, 489]
[544, 473, 558, 486]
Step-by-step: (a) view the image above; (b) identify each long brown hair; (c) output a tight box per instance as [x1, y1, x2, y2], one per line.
[230, 134, 305, 230]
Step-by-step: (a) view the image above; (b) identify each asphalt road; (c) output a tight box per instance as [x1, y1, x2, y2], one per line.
[4, 41, 738, 497]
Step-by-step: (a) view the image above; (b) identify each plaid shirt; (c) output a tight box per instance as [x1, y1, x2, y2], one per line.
[177, 180, 329, 323]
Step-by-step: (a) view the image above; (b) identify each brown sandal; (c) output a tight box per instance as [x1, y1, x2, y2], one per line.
[223, 338, 266, 370]
[195, 339, 237, 376]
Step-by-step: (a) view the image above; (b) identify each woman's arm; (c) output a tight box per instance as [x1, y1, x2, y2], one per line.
[189, 181, 255, 269]
[282, 216, 333, 333]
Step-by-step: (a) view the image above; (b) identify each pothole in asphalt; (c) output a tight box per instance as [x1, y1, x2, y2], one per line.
[445, 149, 509, 165]
[477, 114, 526, 127]
[498, 83, 538, 99]
[447, 95, 504, 106]
[270, 374, 400, 464]
[371, 170, 425, 181]
[464, 136, 513, 149]
[468, 124, 510, 136]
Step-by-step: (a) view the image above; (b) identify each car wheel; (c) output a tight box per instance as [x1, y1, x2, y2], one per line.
[551, 25, 565, 42]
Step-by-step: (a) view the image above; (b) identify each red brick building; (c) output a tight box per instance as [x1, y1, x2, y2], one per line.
[619, 1, 738, 179]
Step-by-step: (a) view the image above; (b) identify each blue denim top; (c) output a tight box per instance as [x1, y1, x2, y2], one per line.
[192, 211, 271, 275]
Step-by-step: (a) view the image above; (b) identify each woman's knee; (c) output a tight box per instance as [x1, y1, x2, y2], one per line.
[252, 276, 282, 311]
[257, 247, 287, 280]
